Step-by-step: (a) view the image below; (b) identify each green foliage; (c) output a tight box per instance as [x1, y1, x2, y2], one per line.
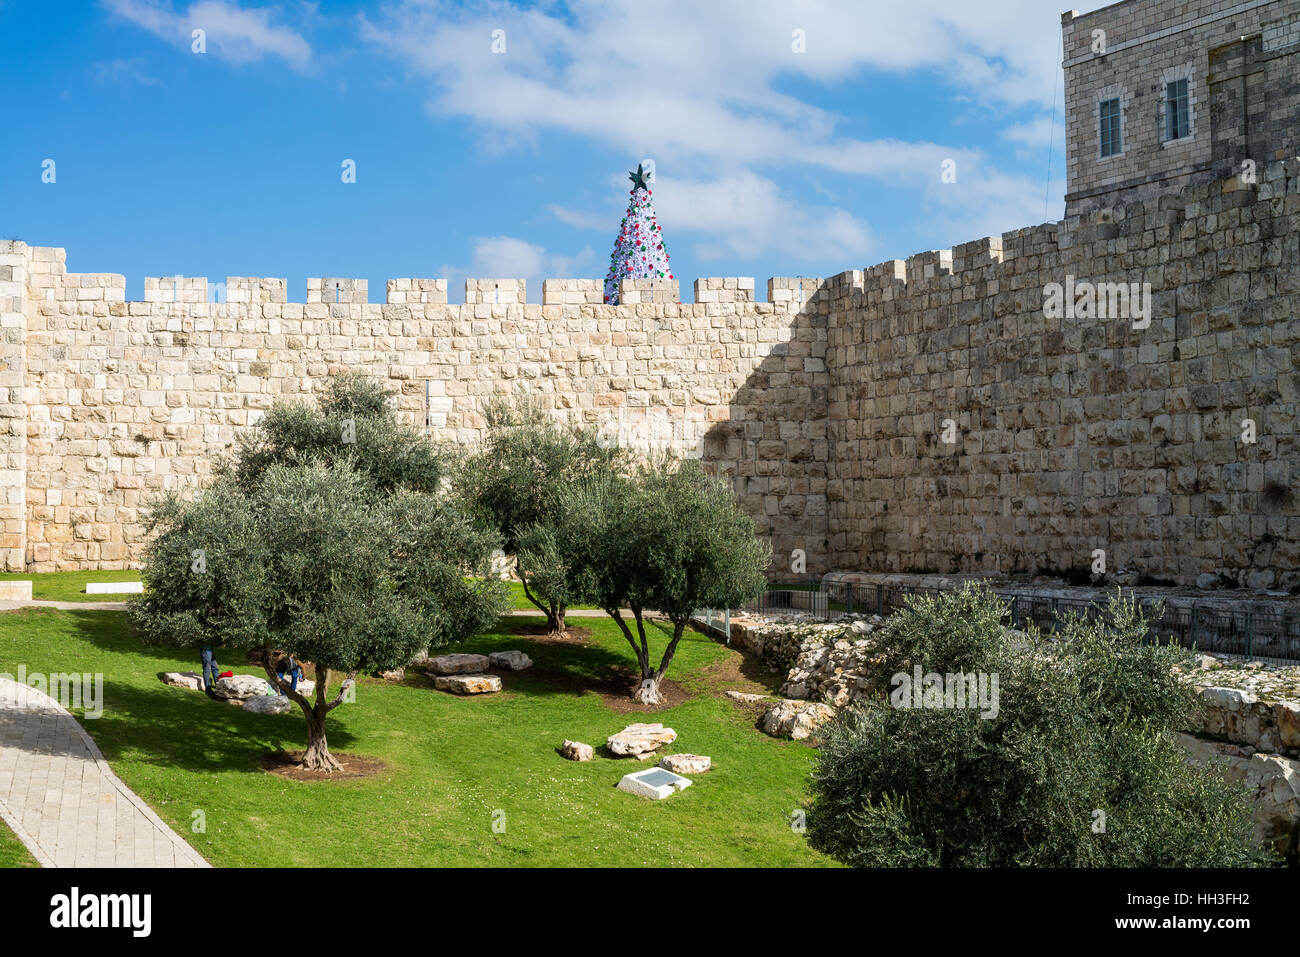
[561, 459, 769, 697]
[130, 463, 500, 675]
[566, 459, 769, 622]
[458, 400, 626, 627]
[806, 585, 1271, 868]
[226, 373, 446, 496]
[459, 400, 625, 553]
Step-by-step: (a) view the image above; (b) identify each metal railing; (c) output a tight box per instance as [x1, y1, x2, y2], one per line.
[703, 578, 1300, 666]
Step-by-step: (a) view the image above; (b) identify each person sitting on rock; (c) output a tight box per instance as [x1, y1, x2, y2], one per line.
[274, 654, 303, 696]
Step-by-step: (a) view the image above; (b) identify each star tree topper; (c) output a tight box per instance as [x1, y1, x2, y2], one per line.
[628, 163, 652, 191]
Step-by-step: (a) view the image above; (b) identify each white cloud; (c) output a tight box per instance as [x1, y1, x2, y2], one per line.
[1001, 116, 1060, 150]
[438, 236, 598, 301]
[650, 170, 874, 265]
[104, 0, 312, 69]
[357, 0, 1102, 262]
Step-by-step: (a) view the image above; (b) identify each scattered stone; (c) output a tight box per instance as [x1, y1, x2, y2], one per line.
[213, 674, 273, 701]
[724, 690, 769, 703]
[659, 753, 711, 774]
[243, 695, 292, 716]
[160, 671, 204, 691]
[489, 650, 533, 671]
[607, 722, 677, 757]
[560, 740, 593, 762]
[617, 766, 692, 800]
[427, 653, 491, 675]
[761, 699, 835, 740]
[433, 674, 502, 695]
[379, 668, 405, 681]
[1196, 573, 1220, 589]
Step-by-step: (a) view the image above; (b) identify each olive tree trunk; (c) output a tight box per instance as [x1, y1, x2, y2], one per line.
[261, 660, 355, 772]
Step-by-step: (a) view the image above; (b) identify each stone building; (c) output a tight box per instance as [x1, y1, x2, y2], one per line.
[1063, 0, 1300, 215]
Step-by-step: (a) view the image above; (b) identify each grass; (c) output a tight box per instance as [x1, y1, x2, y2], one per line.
[504, 580, 596, 612]
[0, 570, 594, 612]
[0, 569, 142, 602]
[0, 605, 833, 867]
[0, 820, 39, 867]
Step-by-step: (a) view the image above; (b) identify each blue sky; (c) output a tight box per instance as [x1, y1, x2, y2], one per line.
[1, 0, 1110, 302]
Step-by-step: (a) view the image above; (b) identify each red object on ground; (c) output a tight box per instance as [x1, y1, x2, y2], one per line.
[218, 670, 233, 679]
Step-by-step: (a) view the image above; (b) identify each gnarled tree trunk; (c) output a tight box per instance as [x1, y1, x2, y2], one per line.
[261, 659, 353, 773]
[519, 563, 566, 636]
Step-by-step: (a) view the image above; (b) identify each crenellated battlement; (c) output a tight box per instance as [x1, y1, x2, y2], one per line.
[4, 162, 1297, 583]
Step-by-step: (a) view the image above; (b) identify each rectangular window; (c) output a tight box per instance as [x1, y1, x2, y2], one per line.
[1165, 79, 1190, 140]
[1099, 98, 1122, 157]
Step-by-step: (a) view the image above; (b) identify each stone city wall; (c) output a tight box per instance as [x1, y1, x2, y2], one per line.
[2, 161, 1297, 585]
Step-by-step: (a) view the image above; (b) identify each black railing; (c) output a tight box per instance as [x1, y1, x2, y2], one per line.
[718, 578, 1300, 665]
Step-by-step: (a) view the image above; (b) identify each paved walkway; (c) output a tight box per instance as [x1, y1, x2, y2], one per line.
[0, 599, 129, 612]
[0, 676, 209, 868]
[0, 601, 629, 616]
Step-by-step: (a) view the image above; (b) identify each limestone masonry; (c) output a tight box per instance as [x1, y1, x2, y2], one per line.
[1063, 0, 1300, 214]
[0, 0, 1296, 586]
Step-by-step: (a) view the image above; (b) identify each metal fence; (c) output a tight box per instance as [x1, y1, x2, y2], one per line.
[699, 578, 1300, 665]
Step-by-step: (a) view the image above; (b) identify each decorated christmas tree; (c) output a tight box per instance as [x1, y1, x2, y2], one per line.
[603, 163, 673, 305]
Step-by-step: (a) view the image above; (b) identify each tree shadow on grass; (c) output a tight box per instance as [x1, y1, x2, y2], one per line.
[472, 614, 697, 702]
[44, 611, 359, 774]
[83, 678, 360, 776]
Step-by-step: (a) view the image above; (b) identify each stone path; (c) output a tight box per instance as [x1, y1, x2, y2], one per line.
[0, 599, 130, 612]
[0, 676, 209, 868]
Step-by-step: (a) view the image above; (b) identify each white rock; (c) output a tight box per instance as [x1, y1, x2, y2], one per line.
[213, 673, 273, 701]
[427, 653, 491, 675]
[761, 699, 836, 740]
[607, 722, 677, 757]
[1201, 686, 1258, 711]
[243, 695, 292, 715]
[659, 753, 711, 774]
[560, 740, 593, 761]
[160, 671, 203, 691]
[434, 674, 502, 695]
[489, 650, 533, 671]
[724, 690, 769, 703]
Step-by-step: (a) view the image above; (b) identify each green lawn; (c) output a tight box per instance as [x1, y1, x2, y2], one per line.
[0, 569, 142, 602]
[0, 820, 38, 867]
[504, 580, 596, 612]
[0, 605, 833, 867]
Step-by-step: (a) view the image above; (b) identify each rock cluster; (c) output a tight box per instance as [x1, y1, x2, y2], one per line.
[780, 622, 885, 708]
[427, 649, 532, 695]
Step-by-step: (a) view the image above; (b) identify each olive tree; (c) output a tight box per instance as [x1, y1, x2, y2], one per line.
[226, 373, 447, 496]
[564, 459, 768, 704]
[805, 585, 1271, 867]
[459, 400, 625, 635]
[132, 462, 506, 771]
